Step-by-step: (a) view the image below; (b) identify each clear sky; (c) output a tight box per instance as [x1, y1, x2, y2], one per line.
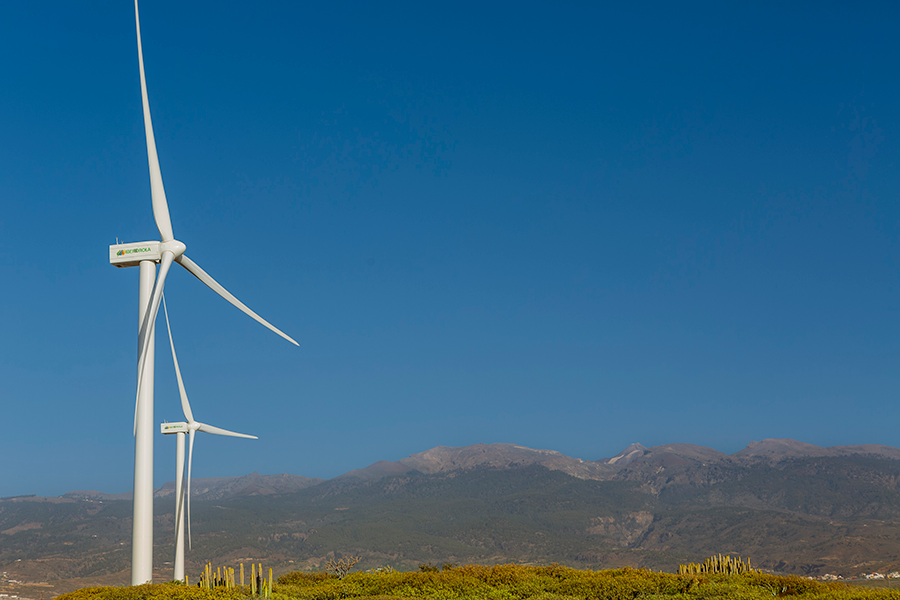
[1, 1, 898, 498]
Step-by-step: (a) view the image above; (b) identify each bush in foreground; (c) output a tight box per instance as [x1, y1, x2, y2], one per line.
[58, 584, 244, 600]
[59, 564, 900, 600]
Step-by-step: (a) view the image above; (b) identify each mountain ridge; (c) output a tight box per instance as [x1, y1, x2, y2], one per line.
[326, 437, 900, 491]
[51, 438, 900, 499]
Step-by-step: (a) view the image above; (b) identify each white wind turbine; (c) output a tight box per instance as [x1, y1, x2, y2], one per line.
[110, 0, 297, 585]
[160, 299, 256, 583]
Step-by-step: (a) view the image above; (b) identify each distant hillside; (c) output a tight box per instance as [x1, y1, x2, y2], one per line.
[5, 438, 900, 596]
[62, 472, 322, 503]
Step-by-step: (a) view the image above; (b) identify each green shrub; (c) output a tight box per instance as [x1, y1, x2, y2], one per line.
[276, 571, 334, 586]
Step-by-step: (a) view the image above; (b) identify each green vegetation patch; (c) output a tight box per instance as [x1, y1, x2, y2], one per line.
[58, 583, 244, 600]
[59, 565, 900, 600]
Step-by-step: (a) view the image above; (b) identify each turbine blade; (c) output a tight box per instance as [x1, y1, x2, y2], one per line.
[163, 296, 194, 423]
[134, 0, 174, 242]
[134, 251, 174, 435]
[176, 254, 299, 346]
[187, 428, 195, 550]
[175, 434, 186, 540]
[196, 422, 258, 439]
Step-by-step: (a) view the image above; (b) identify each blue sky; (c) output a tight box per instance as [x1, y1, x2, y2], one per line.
[1, 1, 898, 498]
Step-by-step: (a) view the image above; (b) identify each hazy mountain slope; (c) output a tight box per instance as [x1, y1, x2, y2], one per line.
[62, 473, 322, 503]
[156, 472, 323, 500]
[215, 465, 653, 566]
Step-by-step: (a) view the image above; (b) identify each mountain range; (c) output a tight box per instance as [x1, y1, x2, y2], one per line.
[5, 438, 900, 597]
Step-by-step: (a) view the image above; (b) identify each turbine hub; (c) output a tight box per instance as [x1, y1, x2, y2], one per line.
[160, 239, 187, 259]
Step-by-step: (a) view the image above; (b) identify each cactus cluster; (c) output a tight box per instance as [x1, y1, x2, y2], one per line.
[677, 554, 757, 576]
[198, 561, 273, 597]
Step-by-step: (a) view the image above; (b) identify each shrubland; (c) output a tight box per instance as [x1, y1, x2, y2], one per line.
[58, 563, 900, 599]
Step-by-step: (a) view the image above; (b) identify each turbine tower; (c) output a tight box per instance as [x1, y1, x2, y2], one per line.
[110, 1, 297, 585]
[161, 299, 256, 582]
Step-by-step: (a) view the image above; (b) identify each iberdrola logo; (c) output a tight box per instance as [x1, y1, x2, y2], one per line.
[117, 247, 151, 256]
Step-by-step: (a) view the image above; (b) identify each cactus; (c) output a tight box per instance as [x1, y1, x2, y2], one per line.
[677, 554, 757, 576]
[196, 561, 270, 594]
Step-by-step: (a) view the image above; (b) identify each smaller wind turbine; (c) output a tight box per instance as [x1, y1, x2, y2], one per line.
[160, 297, 256, 582]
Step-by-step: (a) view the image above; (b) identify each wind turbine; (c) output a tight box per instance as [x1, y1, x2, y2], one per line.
[110, 0, 297, 585]
[160, 299, 256, 582]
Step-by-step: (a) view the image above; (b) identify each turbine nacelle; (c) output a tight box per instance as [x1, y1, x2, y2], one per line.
[161, 422, 189, 434]
[110, 240, 186, 269]
[163, 417, 259, 439]
[110, 241, 161, 267]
